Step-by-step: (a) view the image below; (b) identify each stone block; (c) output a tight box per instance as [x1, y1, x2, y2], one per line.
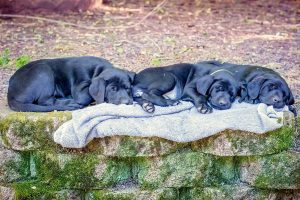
[239, 150, 300, 189]
[32, 152, 132, 189]
[0, 148, 29, 184]
[136, 151, 236, 189]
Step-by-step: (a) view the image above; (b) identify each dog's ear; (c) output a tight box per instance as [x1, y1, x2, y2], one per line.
[227, 77, 239, 97]
[238, 82, 248, 103]
[247, 76, 267, 99]
[89, 76, 106, 104]
[127, 71, 135, 83]
[280, 81, 295, 105]
[196, 75, 214, 96]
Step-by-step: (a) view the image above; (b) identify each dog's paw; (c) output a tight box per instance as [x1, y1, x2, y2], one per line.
[142, 102, 155, 113]
[166, 99, 180, 106]
[171, 100, 181, 106]
[197, 103, 213, 114]
[65, 103, 84, 110]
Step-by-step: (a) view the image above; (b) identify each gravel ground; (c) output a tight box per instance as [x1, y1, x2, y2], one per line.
[0, 0, 299, 102]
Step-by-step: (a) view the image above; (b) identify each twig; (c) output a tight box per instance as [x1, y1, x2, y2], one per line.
[0, 0, 168, 30]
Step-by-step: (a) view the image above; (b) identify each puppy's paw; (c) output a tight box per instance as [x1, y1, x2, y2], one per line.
[65, 103, 84, 110]
[142, 102, 155, 113]
[166, 99, 180, 106]
[197, 103, 213, 114]
[171, 100, 181, 106]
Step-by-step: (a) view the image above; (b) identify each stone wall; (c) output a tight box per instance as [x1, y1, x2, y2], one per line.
[0, 111, 299, 199]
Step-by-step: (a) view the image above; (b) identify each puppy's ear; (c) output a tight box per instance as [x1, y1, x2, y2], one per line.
[228, 78, 239, 97]
[89, 76, 106, 104]
[281, 81, 295, 105]
[239, 82, 248, 103]
[127, 71, 135, 83]
[247, 76, 267, 99]
[196, 75, 214, 96]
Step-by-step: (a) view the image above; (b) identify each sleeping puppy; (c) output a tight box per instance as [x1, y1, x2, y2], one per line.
[8, 56, 135, 112]
[182, 62, 239, 113]
[199, 61, 295, 110]
[132, 63, 195, 113]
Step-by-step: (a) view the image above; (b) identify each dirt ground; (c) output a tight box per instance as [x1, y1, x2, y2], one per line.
[0, 0, 299, 103]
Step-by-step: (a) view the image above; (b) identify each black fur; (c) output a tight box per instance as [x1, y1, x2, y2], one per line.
[7, 56, 135, 112]
[182, 62, 240, 113]
[198, 61, 294, 109]
[133, 63, 194, 113]
[133, 63, 239, 113]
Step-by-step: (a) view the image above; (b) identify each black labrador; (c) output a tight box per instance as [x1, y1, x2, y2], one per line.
[132, 63, 194, 113]
[182, 62, 240, 113]
[133, 63, 239, 113]
[198, 61, 295, 110]
[8, 56, 135, 112]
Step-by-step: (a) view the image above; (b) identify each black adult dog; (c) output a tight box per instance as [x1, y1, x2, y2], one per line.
[133, 63, 239, 113]
[182, 62, 239, 113]
[8, 56, 135, 112]
[198, 61, 295, 109]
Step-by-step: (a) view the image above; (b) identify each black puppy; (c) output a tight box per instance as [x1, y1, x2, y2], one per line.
[182, 62, 239, 113]
[132, 63, 195, 113]
[199, 61, 294, 109]
[8, 56, 135, 112]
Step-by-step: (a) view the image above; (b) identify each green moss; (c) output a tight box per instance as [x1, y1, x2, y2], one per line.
[88, 189, 133, 200]
[194, 125, 295, 156]
[1, 151, 30, 183]
[33, 152, 98, 189]
[116, 138, 138, 157]
[13, 180, 59, 200]
[211, 157, 237, 185]
[87, 188, 178, 200]
[31, 152, 132, 190]
[0, 112, 71, 151]
[136, 151, 236, 189]
[253, 151, 300, 189]
[99, 158, 132, 187]
[228, 126, 295, 154]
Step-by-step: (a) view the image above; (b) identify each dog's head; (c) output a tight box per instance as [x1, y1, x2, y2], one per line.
[245, 74, 294, 109]
[196, 72, 239, 110]
[89, 68, 135, 105]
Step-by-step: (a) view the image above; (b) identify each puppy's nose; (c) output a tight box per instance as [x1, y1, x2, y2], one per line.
[218, 99, 227, 106]
[272, 96, 279, 103]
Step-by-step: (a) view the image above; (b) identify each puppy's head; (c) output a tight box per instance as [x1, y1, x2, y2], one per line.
[89, 68, 135, 105]
[196, 73, 239, 110]
[246, 74, 294, 109]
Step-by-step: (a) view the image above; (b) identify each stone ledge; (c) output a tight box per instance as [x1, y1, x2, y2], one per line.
[1, 149, 299, 190]
[0, 111, 298, 157]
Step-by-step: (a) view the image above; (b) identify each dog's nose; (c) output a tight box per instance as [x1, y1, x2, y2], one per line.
[272, 96, 279, 103]
[218, 99, 227, 106]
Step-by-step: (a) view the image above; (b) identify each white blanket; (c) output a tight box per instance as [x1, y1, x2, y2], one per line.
[53, 101, 289, 148]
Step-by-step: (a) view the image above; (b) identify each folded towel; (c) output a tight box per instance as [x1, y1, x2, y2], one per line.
[53, 101, 289, 148]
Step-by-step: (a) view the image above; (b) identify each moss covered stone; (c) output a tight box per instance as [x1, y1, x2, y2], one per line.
[192, 126, 295, 156]
[0, 112, 71, 151]
[136, 151, 236, 189]
[0, 186, 15, 200]
[86, 188, 178, 200]
[0, 148, 30, 184]
[239, 150, 300, 189]
[188, 185, 300, 200]
[32, 152, 132, 189]
[97, 136, 187, 157]
[9, 183, 83, 200]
